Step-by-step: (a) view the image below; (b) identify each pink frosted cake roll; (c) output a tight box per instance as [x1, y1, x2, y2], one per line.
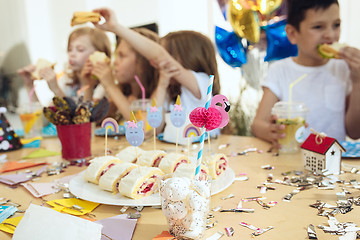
[119, 167, 164, 199]
[98, 162, 138, 193]
[136, 150, 166, 167]
[204, 153, 228, 180]
[173, 163, 209, 181]
[84, 156, 122, 184]
[115, 146, 144, 163]
[158, 153, 189, 174]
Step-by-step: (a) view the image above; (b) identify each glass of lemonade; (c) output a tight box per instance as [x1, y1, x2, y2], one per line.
[18, 102, 43, 139]
[272, 101, 308, 153]
[129, 99, 152, 132]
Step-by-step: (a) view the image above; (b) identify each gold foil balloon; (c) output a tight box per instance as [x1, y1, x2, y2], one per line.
[229, 0, 260, 43]
[256, 0, 282, 16]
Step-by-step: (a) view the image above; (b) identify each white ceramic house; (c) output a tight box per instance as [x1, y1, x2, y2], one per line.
[300, 133, 346, 174]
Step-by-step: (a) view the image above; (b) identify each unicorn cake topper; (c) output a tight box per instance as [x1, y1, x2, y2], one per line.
[170, 96, 186, 128]
[124, 112, 144, 147]
[147, 98, 163, 129]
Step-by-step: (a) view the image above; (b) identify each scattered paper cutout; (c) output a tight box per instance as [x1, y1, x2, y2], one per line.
[0, 216, 23, 234]
[46, 198, 99, 216]
[96, 214, 137, 240]
[21, 182, 59, 198]
[0, 161, 47, 173]
[22, 149, 60, 159]
[153, 231, 176, 240]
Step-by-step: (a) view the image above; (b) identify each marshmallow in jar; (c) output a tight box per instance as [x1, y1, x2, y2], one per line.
[160, 177, 211, 239]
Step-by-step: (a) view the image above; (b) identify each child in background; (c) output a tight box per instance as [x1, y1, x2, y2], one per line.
[251, 0, 360, 148]
[85, 27, 159, 120]
[92, 7, 220, 113]
[17, 27, 111, 102]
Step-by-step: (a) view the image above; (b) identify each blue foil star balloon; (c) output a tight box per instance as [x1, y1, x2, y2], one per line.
[215, 26, 247, 68]
[263, 19, 298, 62]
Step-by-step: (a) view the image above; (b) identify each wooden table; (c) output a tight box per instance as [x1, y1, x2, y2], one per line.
[1, 135, 360, 239]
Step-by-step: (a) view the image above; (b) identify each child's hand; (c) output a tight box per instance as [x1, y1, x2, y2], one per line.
[269, 114, 286, 150]
[340, 46, 360, 82]
[38, 67, 57, 87]
[80, 60, 97, 87]
[17, 64, 35, 89]
[158, 60, 180, 88]
[92, 62, 115, 87]
[93, 8, 118, 32]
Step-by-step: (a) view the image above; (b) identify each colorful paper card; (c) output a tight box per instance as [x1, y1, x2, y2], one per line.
[153, 231, 176, 240]
[0, 165, 47, 185]
[46, 198, 99, 216]
[21, 182, 59, 198]
[96, 214, 137, 240]
[0, 160, 47, 173]
[22, 149, 60, 159]
[0, 216, 23, 234]
[11, 204, 102, 240]
[0, 205, 17, 224]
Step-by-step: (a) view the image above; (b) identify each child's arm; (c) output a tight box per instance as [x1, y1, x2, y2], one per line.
[251, 88, 285, 147]
[341, 47, 360, 139]
[91, 61, 131, 120]
[151, 60, 180, 107]
[17, 64, 35, 91]
[93, 8, 201, 99]
[38, 67, 65, 97]
[81, 59, 97, 102]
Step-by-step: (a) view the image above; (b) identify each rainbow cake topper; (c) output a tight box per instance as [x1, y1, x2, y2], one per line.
[170, 95, 186, 128]
[101, 117, 119, 133]
[124, 111, 144, 147]
[101, 117, 119, 155]
[183, 124, 201, 138]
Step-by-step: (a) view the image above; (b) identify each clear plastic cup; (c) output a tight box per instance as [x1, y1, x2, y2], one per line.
[130, 99, 152, 131]
[160, 176, 211, 239]
[17, 102, 43, 139]
[272, 101, 308, 153]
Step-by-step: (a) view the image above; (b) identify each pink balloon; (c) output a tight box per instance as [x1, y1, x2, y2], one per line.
[210, 95, 230, 128]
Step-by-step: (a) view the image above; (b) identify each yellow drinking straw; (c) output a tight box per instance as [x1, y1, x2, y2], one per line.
[288, 74, 307, 117]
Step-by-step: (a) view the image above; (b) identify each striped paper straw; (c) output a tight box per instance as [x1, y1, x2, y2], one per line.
[195, 75, 214, 179]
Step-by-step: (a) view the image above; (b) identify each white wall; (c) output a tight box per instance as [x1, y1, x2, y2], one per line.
[0, 0, 359, 107]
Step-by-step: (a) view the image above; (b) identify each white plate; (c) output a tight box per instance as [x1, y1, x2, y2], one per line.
[69, 171, 161, 206]
[69, 168, 235, 206]
[211, 168, 235, 195]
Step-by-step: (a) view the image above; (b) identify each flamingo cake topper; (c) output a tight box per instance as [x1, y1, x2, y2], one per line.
[189, 94, 230, 131]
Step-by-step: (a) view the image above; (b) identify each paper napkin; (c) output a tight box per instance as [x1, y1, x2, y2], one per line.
[12, 204, 102, 240]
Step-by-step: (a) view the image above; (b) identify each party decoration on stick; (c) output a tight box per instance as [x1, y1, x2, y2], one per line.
[189, 75, 230, 179]
[101, 117, 119, 156]
[170, 96, 186, 153]
[124, 112, 144, 147]
[183, 123, 201, 158]
[147, 99, 163, 150]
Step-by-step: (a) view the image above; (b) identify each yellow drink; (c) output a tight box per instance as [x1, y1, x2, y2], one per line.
[272, 101, 308, 153]
[18, 103, 43, 139]
[276, 117, 306, 153]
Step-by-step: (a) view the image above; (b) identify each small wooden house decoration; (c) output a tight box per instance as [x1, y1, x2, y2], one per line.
[300, 133, 345, 174]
